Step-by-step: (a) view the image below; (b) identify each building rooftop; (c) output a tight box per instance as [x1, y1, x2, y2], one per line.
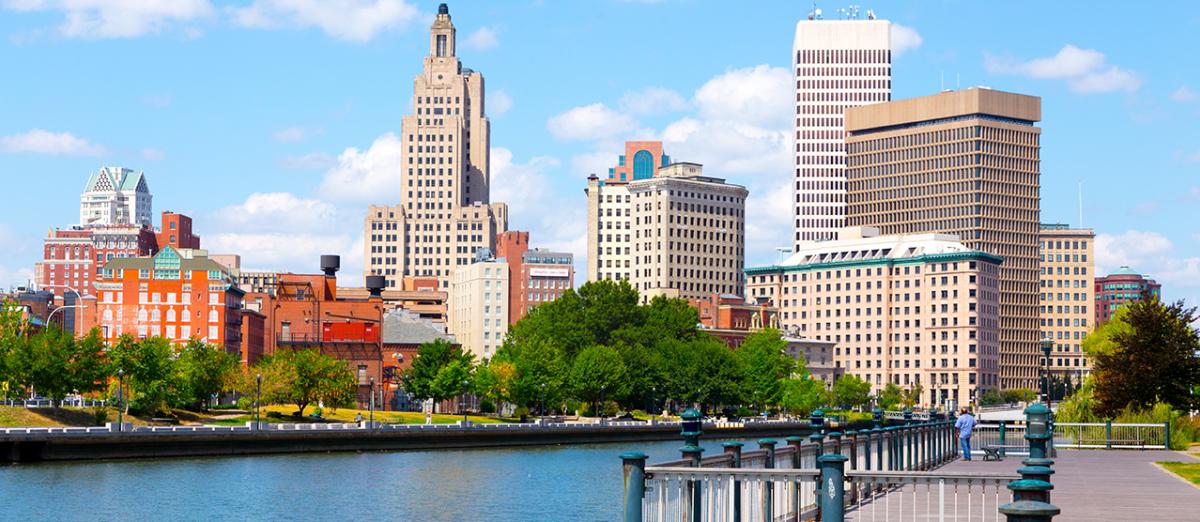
[103, 246, 233, 280]
[748, 227, 1002, 273]
[382, 308, 455, 345]
[845, 87, 1041, 133]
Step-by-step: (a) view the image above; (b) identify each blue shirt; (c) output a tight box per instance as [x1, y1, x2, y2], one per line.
[955, 413, 977, 437]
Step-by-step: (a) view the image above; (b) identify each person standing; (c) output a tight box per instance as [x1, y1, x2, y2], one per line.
[955, 407, 977, 461]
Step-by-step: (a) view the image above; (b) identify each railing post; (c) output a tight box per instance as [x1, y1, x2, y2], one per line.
[847, 430, 859, 503]
[829, 431, 843, 458]
[1164, 421, 1172, 450]
[998, 480, 1059, 522]
[722, 442, 743, 522]
[679, 408, 704, 522]
[818, 454, 848, 522]
[907, 424, 915, 471]
[999, 421, 1008, 458]
[1105, 419, 1112, 449]
[786, 436, 803, 521]
[760, 439, 776, 521]
[621, 452, 648, 522]
[874, 427, 883, 470]
[862, 429, 871, 471]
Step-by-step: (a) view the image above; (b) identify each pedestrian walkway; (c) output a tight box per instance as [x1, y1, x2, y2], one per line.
[846, 449, 1200, 521]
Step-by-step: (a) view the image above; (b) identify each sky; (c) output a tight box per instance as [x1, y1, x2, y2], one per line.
[1, 0, 1198, 306]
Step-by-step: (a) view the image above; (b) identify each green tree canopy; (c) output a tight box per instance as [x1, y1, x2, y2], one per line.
[175, 339, 239, 409]
[1091, 295, 1200, 417]
[877, 382, 903, 410]
[780, 376, 825, 416]
[568, 345, 627, 413]
[402, 339, 475, 412]
[831, 375, 871, 409]
[735, 328, 796, 409]
[110, 335, 180, 414]
[256, 349, 356, 416]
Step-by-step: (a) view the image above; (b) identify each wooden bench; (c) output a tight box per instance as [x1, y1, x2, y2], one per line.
[982, 444, 1026, 461]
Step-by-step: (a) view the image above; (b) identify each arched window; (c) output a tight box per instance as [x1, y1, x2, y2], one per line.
[151, 309, 161, 322]
[632, 150, 654, 180]
[209, 309, 218, 323]
[137, 309, 147, 322]
[103, 309, 113, 322]
[166, 309, 176, 322]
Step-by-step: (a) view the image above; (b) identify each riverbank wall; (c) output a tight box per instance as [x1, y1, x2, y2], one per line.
[1, 421, 825, 463]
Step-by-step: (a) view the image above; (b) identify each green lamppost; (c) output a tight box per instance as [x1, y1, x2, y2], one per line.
[872, 406, 883, 429]
[116, 368, 125, 432]
[679, 408, 704, 522]
[369, 377, 375, 429]
[998, 403, 1059, 521]
[1040, 336, 1054, 408]
[255, 373, 262, 429]
[461, 379, 470, 425]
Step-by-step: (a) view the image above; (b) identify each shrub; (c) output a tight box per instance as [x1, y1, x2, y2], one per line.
[311, 406, 323, 418]
[564, 399, 582, 415]
[479, 399, 496, 414]
[513, 406, 530, 417]
[92, 406, 108, 425]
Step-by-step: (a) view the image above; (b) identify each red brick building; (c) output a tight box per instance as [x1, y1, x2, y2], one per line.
[1095, 266, 1161, 326]
[495, 231, 575, 324]
[691, 293, 781, 347]
[156, 211, 201, 250]
[93, 246, 244, 356]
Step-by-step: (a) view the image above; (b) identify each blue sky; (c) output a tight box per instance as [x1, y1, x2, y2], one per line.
[1, 0, 1198, 304]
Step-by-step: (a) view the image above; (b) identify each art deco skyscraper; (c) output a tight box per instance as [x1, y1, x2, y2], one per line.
[845, 87, 1043, 390]
[792, 11, 891, 246]
[364, 4, 507, 289]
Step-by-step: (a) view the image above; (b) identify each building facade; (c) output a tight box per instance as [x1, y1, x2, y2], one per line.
[93, 247, 244, 356]
[746, 227, 1002, 408]
[363, 4, 507, 291]
[1095, 266, 1161, 326]
[79, 167, 152, 226]
[447, 254, 509, 359]
[1038, 224, 1095, 377]
[496, 231, 574, 324]
[792, 13, 891, 245]
[35, 212, 180, 298]
[845, 87, 1043, 390]
[587, 146, 747, 302]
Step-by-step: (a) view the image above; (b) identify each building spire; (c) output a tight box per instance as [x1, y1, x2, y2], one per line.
[430, 3, 455, 58]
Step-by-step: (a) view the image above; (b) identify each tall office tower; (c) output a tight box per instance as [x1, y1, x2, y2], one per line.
[448, 252, 509, 359]
[845, 88, 1043, 390]
[587, 143, 747, 302]
[363, 4, 507, 290]
[1038, 224, 1095, 379]
[79, 167, 152, 226]
[792, 12, 890, 246]
[746, 227, 1003, 407]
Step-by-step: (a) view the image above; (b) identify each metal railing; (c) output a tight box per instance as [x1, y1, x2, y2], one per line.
[969, 420, 1168, 457]
[2, 398, 108, 408]
[844, 471, 1017, 521]
[642, 467, 821, 522]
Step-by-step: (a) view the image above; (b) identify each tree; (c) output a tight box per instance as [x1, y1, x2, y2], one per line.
[735, 328, 795, 410]
[13, 326, 73, 405]
[877, 382, 903, 410]
[831, 375, 871, 409]
[0, 300, 30, 398]
[494, 338, 568, 411]
[109, 336, 179, 414]
[253, 349, 355, 416]
[569, 345, 627, 415]
[402, 339, 474, 412]
[67, 329, 110, 399]
[780, 376, 825, 416]
[901, 383, 923, 408]
[1091, 295, 1200, 417]
[175, 339, 238, 410]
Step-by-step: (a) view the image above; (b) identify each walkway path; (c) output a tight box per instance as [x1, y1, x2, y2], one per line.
[846, 449, 1200, 521]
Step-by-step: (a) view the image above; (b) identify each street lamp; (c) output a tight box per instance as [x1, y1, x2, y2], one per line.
[45, 284, 85, 331]
[540, 383, 546, 417]
[1040, 336, 1054, 408]
[116, 369, 125, 432]
[462, 379, 470, 424]
[255, 373, 262, 429]
[369, 377, 375, 429]
[600, 385, 607, 419]
[651, 386, 657, 421]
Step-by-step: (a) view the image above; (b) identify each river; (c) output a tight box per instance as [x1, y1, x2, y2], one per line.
[1, 437, 753, 521]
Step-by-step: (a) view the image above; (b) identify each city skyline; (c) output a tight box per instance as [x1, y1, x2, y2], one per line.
[1, 1, 1198, 308]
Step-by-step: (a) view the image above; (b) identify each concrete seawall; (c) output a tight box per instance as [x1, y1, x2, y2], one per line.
[1, 422, 819, 463]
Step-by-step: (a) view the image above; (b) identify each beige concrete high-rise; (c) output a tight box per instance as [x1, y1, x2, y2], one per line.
[1038, 224, 1095, 379]
[792, 12, 891, 246]
[364, 4, 507, 290]
[746, 227, 1003, 408]
[447, 255, 509, 359]
[844, 87, 1042, 390]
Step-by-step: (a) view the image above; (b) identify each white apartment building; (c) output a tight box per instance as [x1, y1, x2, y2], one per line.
[79, 167, 152, 226]
[793, 12, 891, 245]
[1038, 224, 1095, 378]
[448, 254, 509, 359]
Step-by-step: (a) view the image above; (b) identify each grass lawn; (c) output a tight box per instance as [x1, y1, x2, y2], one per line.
[0, 405, 152, 428]
[1158, 461, 1200, 486]
[237, 405, 507, 425]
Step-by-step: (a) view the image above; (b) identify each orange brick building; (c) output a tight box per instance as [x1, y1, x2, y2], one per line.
[93, 246, 244, 356]
[691, 293, 781, 348]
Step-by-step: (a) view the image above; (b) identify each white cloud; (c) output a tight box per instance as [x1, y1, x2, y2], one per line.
[4, 0, 214, 39]
[693, 64, 792, 128]
[985, 45, 1141, 93]
[317, 133, 403, 203]
[618, 87, 688, 115]
[660, 117, 789, 176]
[141, 147, 165, 161]
[490, 90, 513, 117]
[490, 147, 559, 221]
[1095, 230, 1174, 273]
[280, 152, 336, 170]
[0, 129, 105, 156]
[890, 23, 923, 56]
[546, 103, 637, 141]
[570, 149, 618, 179]
[272, 125, 320, 143]
[462, 25, 498, 51]
[207, 232, 360, 275]
[229, 0, 419, 42]
[212, 192, 338, 233]
[0, 264, 34, 290]
[1169, 85, 1198, 103]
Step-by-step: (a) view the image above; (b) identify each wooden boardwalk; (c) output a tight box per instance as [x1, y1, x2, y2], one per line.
[844, 449, 1200, 521]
